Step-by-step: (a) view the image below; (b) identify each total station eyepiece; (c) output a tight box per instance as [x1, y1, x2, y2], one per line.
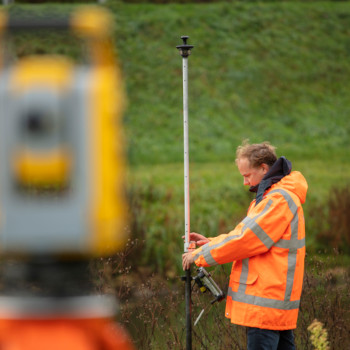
[176, 35, 194, 58]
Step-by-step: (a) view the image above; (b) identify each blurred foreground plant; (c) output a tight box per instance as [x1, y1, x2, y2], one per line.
[307, 319, 330, 350]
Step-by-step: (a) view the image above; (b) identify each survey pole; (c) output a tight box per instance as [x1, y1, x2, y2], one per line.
[176, 35, 194, 350]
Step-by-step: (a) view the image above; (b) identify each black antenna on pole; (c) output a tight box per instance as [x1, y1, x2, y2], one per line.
[176, 35, 194, 58]
[177, 35, 194, 350]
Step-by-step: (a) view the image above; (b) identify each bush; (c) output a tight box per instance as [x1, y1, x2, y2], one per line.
[297, 254, 350, 349]
[312, 184, 350, 254]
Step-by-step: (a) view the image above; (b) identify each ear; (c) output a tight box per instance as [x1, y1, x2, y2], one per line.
[261, 163, 270, 175]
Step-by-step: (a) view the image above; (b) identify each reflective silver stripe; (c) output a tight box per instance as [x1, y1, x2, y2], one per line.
[238, 258, 249, 294]
[289, 201, 300, 242]
[242, 199, 275, 249]
[192, 251, 202, 264]
[284, 247, 297, 301]
[269, 189, 298, 217]
[202, 250, 217, 266]
[270, 189, 300, 301]
[193, 199, 274, 265]
[284, 212, 299, 301]
[274, 238, 305, 249]
[243, 198, 272, 222]
[242, 218, 274, 250]
[193, 227, 247, 266]
[269, 189, 305, 301]
[227, 287, 300, 310]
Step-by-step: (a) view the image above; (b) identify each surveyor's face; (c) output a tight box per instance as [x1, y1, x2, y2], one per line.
[237, 157, 269, 187]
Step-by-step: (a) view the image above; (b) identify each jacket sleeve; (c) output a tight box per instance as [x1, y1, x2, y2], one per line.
[192, 191, 296, 267]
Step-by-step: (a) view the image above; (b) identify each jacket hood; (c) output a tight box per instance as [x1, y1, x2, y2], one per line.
[273, 171, 308, 204]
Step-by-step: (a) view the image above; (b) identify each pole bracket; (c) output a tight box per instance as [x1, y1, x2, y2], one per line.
[176, 36, 194, 58]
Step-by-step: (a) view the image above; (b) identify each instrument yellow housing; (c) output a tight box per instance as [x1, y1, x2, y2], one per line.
[13, 149, 72, 187]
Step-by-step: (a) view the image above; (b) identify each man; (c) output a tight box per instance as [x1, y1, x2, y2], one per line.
[182, 141, 308, 350]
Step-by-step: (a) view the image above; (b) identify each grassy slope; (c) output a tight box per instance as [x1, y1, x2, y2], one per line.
[6, 2, 350, 164]
[109, 1, 350, 164]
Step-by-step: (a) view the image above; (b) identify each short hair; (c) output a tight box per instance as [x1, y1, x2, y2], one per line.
[235, 140, 277, 168]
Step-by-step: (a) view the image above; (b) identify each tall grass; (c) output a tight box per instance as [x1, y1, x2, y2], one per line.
[297, 253, 350, 349]
[92, 241, 350, 349]
[126, 160, 350, 273]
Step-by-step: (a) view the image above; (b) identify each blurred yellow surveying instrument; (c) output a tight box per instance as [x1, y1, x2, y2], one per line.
[0, 6, 127, 258]
[0, 6, 135, 350]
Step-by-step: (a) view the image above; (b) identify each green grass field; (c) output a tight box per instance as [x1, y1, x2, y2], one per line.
[128, 158, 350, 275]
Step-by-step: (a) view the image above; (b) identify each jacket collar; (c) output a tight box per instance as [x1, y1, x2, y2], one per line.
[249, 156, 292, 205]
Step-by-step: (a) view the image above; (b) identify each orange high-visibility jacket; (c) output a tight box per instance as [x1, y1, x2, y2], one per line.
[192, 171, 308, 330]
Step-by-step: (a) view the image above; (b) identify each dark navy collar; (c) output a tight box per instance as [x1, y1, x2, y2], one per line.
[249, 156, 292, 205]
